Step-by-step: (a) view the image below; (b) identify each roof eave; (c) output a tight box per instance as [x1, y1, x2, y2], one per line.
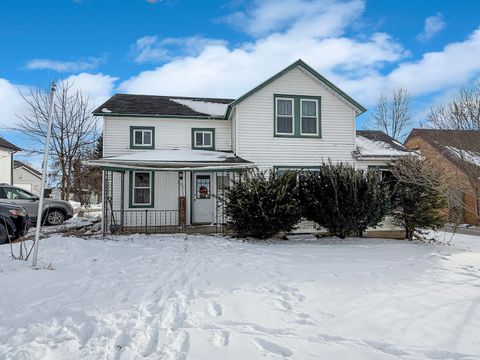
[93, 112, 227, 120]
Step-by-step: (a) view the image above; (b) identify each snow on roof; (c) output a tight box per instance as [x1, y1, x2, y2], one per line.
[356, 135, 409, 157]
[170, 98, 229, 117]
[103, 148, 248, 163]
[445, 146, 480, 167]
[101, 107, 112, 113]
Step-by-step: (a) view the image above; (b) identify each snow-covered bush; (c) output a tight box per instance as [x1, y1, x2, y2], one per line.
[223, 170, 302, 239]
[390, 156, 447, 240]
[300, 163, 391, 238]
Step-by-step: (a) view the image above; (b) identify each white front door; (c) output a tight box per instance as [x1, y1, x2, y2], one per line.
[192, 173, 214, 224]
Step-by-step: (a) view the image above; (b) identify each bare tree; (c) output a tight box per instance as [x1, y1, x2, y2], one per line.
[428, 82, 480, 130]
[71, 136, 103, 206]
[16, 81, 98, 200]
[428, 81, 480, 224]
[370, 88, 411, 141]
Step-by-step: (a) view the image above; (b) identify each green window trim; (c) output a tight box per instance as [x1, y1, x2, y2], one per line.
[130, 126, 155, 149]
[273, 94, 322, 138]
[191, 128, 215, 150]
[129, 171, 155, 208]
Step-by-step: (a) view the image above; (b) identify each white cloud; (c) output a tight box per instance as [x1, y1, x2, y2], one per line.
[121, 0, 480, 111]
[131, 36, 227, 63]
[417, 13, 445, 43]
[223, 0, 364, 37]
[25, 57, 104, 72]
[120, 0, 406, 99]
[63, 73, 118, 108]
[342, 28, 480, 104]
[0, 79, 28, 129]
[0, 73, 116, 130]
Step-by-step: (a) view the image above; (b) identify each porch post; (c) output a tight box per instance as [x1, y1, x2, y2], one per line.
[178, 171, 187, 230]
[120, 171, 125, 230]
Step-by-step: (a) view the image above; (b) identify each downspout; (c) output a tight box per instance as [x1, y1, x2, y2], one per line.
[10, 152, 13, 185]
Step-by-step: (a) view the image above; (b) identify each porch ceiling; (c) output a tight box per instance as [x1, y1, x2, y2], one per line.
[86, 148, 253, 171]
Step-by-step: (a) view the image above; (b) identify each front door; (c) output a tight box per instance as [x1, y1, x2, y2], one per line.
[192, 173, 214, 224]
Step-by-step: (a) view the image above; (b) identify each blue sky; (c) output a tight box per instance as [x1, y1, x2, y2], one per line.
[1, 0, 480, 164]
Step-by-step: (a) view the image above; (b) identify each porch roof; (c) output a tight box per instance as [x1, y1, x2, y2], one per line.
[86, 148, 253, 171]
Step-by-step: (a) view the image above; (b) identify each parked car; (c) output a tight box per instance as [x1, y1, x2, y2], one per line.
[0, 184, 73, 225]
[0, 203, 30, 245]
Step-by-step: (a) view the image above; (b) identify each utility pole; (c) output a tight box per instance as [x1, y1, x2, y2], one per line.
[32, 82, 56, 269]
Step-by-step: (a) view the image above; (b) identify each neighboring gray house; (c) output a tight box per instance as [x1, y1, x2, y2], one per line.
[13, 160, 42, 195]
[0, 137, 21, 185]
[90, 59, 411, 234]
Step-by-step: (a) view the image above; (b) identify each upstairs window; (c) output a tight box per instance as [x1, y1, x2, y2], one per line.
[300, 99, 319, 135]
[192, 128, 215, 150]
[130, 127, 155, 149]
[275, 98, 294, 135]
[274, 95, 321, 137]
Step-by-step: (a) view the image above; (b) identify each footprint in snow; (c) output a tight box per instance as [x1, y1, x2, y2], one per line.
[212, 331, 230, 347]
[208, 302, 223, 317]
[254, 338, 293, 357]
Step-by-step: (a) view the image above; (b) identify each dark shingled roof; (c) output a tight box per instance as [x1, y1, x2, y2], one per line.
[356, 130, 409, 152]
[406, 128, 480, 172]
[14, 160, 42, 177]
[93, 94, 234, 118]
[0, 137, 21, 152]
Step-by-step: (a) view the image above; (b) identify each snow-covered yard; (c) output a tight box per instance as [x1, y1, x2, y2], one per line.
[0, 233, 479, 359]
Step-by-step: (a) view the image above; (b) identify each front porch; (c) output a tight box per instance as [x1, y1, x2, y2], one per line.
[87, 149, 252, 235]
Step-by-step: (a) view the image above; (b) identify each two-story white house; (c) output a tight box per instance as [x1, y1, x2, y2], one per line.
[91, 59, 410, 234]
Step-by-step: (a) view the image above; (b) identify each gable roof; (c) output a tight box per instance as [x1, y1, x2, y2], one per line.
[93, 94, 234, 118]
[406, 128, 480, 172]
[93, 59, 366, 120]
[226, 59, 366, 118]
[14, 160, 42, 177]
[354, 130, 411, 159]
[0, 137, 21, 152]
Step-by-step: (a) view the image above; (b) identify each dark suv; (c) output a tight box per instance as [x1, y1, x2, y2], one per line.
[0, 203, 30, 245]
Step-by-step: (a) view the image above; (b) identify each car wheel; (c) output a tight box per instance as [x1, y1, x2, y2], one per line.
[0, 224, 8, 245]
[46, 210, 65, 226]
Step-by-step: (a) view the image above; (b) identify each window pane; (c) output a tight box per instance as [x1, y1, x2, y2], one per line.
[143, 131, 152, 145]
[302, 117, 317, 134]
[277, 116, 293, 133]
[277, 99, 292, 115]
[196, 175, 211, 199]
[5, 188, 31, 200]
[195, 132, 203, 146]
[203, 132, 212, 146]
[134, 130, 143, 145]
[134, 172, 150, 187]
[302, 100, 316, 116]
[134, 189, 150, 204]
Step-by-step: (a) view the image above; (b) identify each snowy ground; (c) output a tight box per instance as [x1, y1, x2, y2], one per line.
[0, 232, 479, 359]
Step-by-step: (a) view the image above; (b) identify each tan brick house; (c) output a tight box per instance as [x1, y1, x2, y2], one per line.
[405, 129, 480, 224]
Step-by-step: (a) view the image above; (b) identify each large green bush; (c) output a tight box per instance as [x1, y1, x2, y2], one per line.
[223, 170, 302, 239]
[300, 163, 391, 238]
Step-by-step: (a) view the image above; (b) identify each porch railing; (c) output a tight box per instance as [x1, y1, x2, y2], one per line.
[108, 209, 182, 234]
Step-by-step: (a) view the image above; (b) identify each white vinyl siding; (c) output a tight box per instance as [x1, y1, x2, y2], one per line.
[0, 148, 13, 185]
[236, 66, 357, 171]
[104, 117, 231, 156]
